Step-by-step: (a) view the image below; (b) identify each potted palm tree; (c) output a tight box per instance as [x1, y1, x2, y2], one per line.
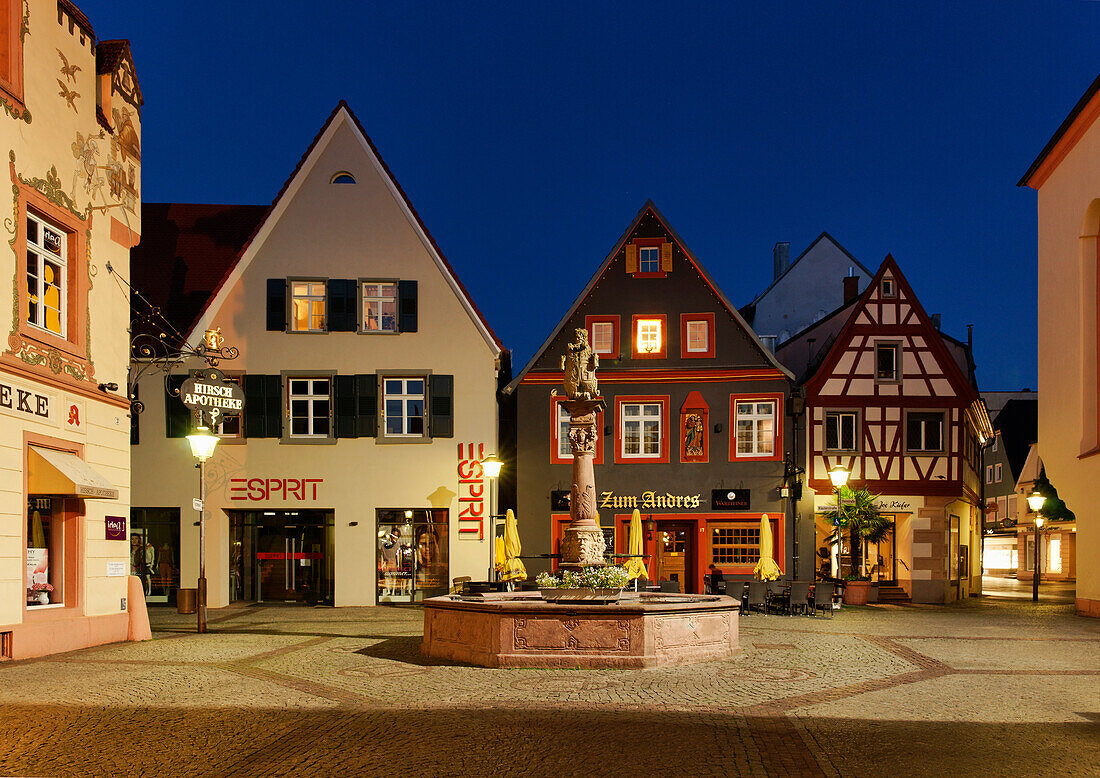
[824, 487, 892, 605]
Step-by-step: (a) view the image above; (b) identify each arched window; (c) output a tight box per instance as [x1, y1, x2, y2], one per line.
[330, 172, 356, 184]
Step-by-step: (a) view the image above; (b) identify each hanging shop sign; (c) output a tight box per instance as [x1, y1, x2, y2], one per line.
[105, 515, 127, 540]
[712, 489, 750, 511]
[599, 491, 702, 510]
[228, 477, 323, 501]
[457, 443, 485, 538]
[180, 367, 245, 428]
[814, 495, 916, 513]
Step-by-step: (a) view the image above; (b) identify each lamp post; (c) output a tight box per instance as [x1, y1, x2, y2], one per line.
[1027, 490, 1046, 603]
[828, 465, 850, 579]
[186, 427, 219, 633]
[482, 454, 503, 581]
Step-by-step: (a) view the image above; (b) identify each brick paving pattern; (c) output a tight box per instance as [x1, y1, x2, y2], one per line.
[0, 598, 1097, 776]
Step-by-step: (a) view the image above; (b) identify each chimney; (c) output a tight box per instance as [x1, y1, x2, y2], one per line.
[843, 274, 859, 304]
[773, 242, 790, 281]
[967, 323, 973, 349]
[931, 313, 942, 329]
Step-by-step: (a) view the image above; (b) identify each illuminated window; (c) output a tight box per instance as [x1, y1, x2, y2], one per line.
[26, 212, 67, 337]
[290, 281, 326, 332]
[384, 378, 425, 437]
[621, 402, 662, 458]
[557, 402, 573, 458]
[639, 246, 660, 273]
[288, 378, 331, 438]
[637, 319, 662, 354]
[736, 401, 776, 457]
[711, 526, 760, 565]
[361, 282, 397, 332]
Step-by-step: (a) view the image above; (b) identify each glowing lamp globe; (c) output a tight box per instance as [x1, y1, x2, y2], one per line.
[482, 454, 504, 479]
[186, 428, 219, 462]
[828, 464, 850, 489]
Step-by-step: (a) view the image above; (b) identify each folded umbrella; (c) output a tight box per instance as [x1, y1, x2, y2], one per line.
[753, 513, 782, 581]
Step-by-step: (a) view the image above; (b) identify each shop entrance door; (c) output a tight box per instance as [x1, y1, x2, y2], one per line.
[865, 514, 898, 584]
[654, 522, 695, 593]
[238, 510, 333, 605]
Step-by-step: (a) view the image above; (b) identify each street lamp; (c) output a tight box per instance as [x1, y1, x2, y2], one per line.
[828, 465, 850, 579]
[482, 454, 503, 581]
[186, 426, 219, 633]
[1027, 491, 1046, 603]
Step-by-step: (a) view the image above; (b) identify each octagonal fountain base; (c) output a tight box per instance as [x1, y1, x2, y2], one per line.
[421, 591, 739, 669]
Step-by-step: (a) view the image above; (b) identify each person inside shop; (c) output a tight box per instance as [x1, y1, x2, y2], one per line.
[130, 532, 155, 595]
[706, 564, 726, 594]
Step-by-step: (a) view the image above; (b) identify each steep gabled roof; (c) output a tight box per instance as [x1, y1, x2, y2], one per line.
[991, 398, 1038, 482]
[504, 200, 792, 393]
[803, 254, 978, 404]
[749, 230, 874, 306]
[186, 101, 503, 355]
[1019, 72, 1100, 189]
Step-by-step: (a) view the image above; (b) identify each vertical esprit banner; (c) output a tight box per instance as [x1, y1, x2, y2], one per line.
[457, 443, 485, 539]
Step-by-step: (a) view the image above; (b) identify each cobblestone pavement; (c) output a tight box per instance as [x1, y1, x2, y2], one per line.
[0, 599, 1097, 777]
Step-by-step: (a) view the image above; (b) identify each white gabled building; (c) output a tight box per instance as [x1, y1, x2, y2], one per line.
[130, 103, 506, 608]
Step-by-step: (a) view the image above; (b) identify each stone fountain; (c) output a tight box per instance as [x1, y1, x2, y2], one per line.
[421, 330, 740, 668]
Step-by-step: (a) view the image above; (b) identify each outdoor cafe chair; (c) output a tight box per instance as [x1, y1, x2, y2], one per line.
[788, 581, 812, 616]
[811, 582, 834, 617]
[746, 581, 769, 615]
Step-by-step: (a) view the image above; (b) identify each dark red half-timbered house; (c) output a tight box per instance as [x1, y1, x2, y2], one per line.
[776, 256, 992, 603]
[504, 202, 795, 594]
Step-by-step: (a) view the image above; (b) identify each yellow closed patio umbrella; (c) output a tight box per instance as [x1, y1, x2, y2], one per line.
[494, 535, 506, 578]
[501, 509, 527, 582]
[753, 513, 782, 581]
[622, 509, 649, 582]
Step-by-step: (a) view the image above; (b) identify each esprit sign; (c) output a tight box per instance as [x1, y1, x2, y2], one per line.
[599, 491, 702, 510]
[229, 478, 323, 501]
[457, 443, 485, 538]
[180, 367, 244, 428]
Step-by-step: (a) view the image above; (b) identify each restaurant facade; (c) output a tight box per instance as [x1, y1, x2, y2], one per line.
[1, 2, 143, 658]
[129, 104, 506, 608]
[505, 203, 796, 593]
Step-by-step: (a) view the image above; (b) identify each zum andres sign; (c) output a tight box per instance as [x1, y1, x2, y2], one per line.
[599, 491, 702, 510]
[180, 367, 244, 428]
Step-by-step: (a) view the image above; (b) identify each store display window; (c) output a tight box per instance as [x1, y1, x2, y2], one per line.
[26, 497, 63, 607]
[130, 508, 181, 605]
[377, 508, 448, 603]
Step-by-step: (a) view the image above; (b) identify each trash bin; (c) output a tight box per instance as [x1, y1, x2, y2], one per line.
[177, 588, 197, 614]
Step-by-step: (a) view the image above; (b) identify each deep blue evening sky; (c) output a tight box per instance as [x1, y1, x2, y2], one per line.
[83, 1, 1099, 389]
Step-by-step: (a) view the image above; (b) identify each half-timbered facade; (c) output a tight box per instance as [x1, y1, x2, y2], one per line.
[505, 203, 795, 594]
[777, 256, 991, 603]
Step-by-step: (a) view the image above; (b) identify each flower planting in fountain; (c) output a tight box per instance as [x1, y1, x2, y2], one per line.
[536, 565, 631, 590]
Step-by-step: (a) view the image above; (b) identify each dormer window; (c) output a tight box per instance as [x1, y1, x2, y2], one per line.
[639, 246, 660, 273]
[330, 172, 356, 184]
[625, 239, 671, 277]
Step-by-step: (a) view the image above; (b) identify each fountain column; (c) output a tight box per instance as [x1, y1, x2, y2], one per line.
[559, 397, 607, 570]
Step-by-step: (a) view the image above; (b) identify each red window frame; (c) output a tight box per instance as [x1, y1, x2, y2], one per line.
[729, 393, 784, 462]
[631, 237, 668, 278]
[631, 314, 667, 359]
[680, 312, 716, 359]
[550, 395, 604, 465]
[584, 315, 620, 360]
[614, 394, 670, 464]
[0, 0, 25, 112]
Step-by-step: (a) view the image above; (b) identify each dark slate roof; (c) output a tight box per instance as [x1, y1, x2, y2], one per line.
[95, 40, 128, 74]
[130, 203, 268, 345]
[991, 398, 1038, 482]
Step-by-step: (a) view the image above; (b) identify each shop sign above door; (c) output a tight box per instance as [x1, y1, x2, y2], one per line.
[0, 376, 54, 425]
[712, 489, 750, 511]
[599, 491, 702, 510]
[180, 367, 244, 429]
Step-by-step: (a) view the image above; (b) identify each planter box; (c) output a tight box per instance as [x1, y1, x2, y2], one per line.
[540, 588, 622, 604]
[844, 580, 871, 605]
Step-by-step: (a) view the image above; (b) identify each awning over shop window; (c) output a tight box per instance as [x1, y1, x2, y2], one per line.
[28, 446, 119, 500]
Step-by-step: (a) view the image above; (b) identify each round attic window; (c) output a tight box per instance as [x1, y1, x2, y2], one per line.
[330, 172, 356, 184]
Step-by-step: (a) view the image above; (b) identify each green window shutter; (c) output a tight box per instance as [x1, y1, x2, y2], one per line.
[164, 375, 190, 438]
[429, 374, 453, 438]
[267, 279, 287, 331]
[398, 280, 418, 333]
[243, 375, 283, 438]
[264, 375, 283, 438]
[334, 375, 358, 438]
[356, 374, 377, 437]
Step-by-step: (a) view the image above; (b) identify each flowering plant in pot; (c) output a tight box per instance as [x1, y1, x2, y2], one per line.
[536, 566, 630, 602]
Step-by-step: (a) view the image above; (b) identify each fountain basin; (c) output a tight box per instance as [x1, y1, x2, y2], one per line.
[421, 591, 739, 669]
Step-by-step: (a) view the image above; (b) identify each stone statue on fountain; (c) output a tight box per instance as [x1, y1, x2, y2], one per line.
[559, 328, 607, 570]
